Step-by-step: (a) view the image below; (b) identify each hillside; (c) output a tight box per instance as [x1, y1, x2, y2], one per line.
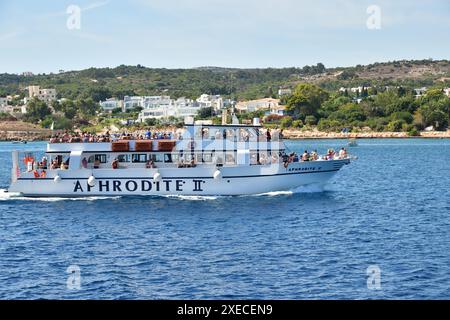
[1, 59, 449, 102]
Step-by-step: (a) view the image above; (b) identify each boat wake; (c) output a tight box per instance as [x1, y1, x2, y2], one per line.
[0, 189, 121, 202]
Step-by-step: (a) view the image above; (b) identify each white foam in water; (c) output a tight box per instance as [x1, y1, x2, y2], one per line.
[164, 194, 219, 201]
[0, 189, 121, 202]
[291, 184, 325, 193]
[251, 190, 293, 197]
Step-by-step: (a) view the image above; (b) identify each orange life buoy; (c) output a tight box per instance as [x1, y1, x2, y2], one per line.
[33, 170, 40, 178]
[40, 171, 46, 178]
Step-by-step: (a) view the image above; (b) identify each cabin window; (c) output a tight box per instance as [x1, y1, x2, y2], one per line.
[164, 153, 173, 163]
[202, 153, 212, 163]
[226, 152, 236, 164]
[214, 152, 224, 165]
[132, 154, 147, 163]
[149, 154, 163, 162]
[118, 154, 130, 163]
[250, 152, 258, 165]
[88, 154, 107, 163]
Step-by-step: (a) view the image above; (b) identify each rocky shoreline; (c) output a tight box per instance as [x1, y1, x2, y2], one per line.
[282, 129, 450, 139]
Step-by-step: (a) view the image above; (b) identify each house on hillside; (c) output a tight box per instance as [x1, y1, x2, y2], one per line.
[235, 98, 280, 113]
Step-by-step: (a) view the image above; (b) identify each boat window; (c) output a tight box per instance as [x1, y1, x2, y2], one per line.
[132, 154, 147, 163]
[88, 154, 107, 163]
[164, 153, 173, 163]
[214, 152, 224, 165]
[250, 152, 258, 165]
[195, 153, 203, 163]
[203, 153, 212, 163]
[259, 152, 269, 165]
[118, 154, 130, 163]
[226, 152, 236, 164]
[149, 154, 163, 162]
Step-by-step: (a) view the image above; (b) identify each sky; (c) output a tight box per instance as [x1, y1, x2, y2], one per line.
[0, 0, 449, 73]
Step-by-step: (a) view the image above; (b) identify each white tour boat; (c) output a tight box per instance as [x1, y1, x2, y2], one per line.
[7, 121, 352, 197]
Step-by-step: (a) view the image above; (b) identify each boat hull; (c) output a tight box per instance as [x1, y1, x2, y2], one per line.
[8, 159, 350, 197]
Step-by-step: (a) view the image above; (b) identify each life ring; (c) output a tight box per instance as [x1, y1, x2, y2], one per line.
[112, 160, 118, 169]
[40, 171, 46, 178]
[33, 170, 40, 178]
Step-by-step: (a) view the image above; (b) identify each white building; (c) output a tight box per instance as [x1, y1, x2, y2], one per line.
[100, 98, 123, 112]
[235, 98, 280, 113]
[138, 96, 209, 121]
[196, 94, 224, 111]
[278, 88, 292, 96]
[0, 104, 25, 114]
[414, 87, 427, 97]
[142, 96, 172, 110]
[122, 95, 173, 111]
[27, 86, 57, 104]
[123, 96, 144, 110]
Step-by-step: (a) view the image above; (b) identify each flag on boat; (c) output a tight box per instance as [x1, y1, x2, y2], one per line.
[50, 121, 54, 131]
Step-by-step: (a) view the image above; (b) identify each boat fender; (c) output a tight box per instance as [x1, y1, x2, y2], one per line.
[213, 169, 222, 180]
[54, 175, 61, 183]
[87, 175, 96, 187]
[153, 171, 162, 182]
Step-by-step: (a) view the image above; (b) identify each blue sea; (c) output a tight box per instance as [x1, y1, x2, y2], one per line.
[0, 139, 449, 299]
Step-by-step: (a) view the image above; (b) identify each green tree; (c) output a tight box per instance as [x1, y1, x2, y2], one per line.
[24, 98, 52, 123]
[286, 83, 329, 120]
[328, 103, 366, 123]
[60, 100, 77, 119]
[417, 102, 449, 130]
[197, 107, 213, 119]
[291, 119, 303, 128]
[75, 98, 99, 117]
[280, 116, 293, 128]
[304, 115, 317, 125]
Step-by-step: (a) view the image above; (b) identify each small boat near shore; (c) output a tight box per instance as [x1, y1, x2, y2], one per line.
[7, 120, 353, 197]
